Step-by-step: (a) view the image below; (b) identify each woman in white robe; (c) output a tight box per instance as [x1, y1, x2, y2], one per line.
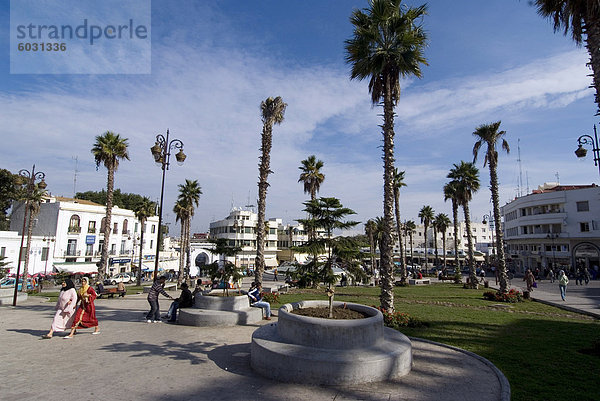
[42, 279, 77, 338]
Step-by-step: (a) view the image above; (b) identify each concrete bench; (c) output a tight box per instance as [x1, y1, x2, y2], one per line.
[408, 278, 430, 285]
[97, 288, 126, 298]
[439, 276, 455, 281]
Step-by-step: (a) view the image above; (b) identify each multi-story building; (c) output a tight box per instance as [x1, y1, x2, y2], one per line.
[209, 208, 279, 270]
[501, 183, 600, 274]
[6, 196, 159, 275]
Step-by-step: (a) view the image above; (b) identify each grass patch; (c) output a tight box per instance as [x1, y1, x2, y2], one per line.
[275, 283, 600, 401]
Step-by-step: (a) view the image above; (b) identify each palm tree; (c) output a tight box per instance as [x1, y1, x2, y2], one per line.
[418, 205, 434, 273]
[444, 181, 461, 272]
[92, 131, 129, 282]
[173, 200, 189, 286]
[133, 197, 155, 286]
[392, 168, 407, 283]
[298, 155, 325, 202]
[255, 96, 287, 285]
[448, 162, 480, 287]
[365, 219, 377, 275]
[473, 121, 510, 293]
[404, 220, 416, 267]
[434, 213, 451, 269]
[21, 185, 46, 291]
[345, 0, 428, 312]
[533, 0, 600, 113]
[176, 179, 202, 285]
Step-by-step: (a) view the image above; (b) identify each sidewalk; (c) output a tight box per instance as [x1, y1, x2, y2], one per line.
[0, 285, 509, 401]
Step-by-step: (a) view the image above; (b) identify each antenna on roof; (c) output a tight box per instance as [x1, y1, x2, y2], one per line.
[526, 171, 530, 195]
[72, 156, 79, 197]
[555, 172, 560, 184]
[517, 139, 523, 197]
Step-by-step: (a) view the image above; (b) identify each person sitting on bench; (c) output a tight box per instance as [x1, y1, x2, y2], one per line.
[166, 283, 193, 322]
[248, 281, 271, 320]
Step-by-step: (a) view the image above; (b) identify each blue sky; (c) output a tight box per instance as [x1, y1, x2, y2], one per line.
[0, 0, 596, 235]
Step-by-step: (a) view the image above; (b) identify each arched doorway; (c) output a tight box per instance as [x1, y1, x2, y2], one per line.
[572, 242, 600, 278]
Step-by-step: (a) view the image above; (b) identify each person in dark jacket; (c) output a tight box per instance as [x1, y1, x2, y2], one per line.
[166, 283, 193, 322]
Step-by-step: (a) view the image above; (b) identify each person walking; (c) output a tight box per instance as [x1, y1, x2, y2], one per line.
[65, 277, 100, 338]
[42, 279, 77, 339]
[548, 268, 555, 283]
[558, 270, 569, 301]
[523, 269, 535, 292]
[146, 276, 174, 323]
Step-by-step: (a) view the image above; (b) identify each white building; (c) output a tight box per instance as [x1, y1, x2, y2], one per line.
[501, 183, 600, 274]
[5, 196, 159, 275]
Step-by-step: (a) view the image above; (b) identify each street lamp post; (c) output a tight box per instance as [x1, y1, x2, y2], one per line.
[482, 212, 494, 263]
[546, 233, 558, 270]
[13, 165, 47, 306]
[150, 129, 186, 281]
[575, 124, 600, 177]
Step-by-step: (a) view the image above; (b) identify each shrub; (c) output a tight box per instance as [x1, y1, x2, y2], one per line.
[483, 288, 523, 303]
[374, 306, 427, 329]
[261, 292, 280, 304]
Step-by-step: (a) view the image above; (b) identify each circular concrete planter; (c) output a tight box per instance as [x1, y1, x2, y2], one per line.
[178, 292, 263, 327]
[194, 292, 249, 310]
[251, 300, 412, 385]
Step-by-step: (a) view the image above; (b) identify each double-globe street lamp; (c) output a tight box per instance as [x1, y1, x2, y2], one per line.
[13, 165, 47, 306]
[150, 129, 186, 281]
[574, 124, 600, 177]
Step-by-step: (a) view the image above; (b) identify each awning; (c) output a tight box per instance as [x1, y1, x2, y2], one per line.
[53, 263, 98, 274]
[265, 258, 278, 267]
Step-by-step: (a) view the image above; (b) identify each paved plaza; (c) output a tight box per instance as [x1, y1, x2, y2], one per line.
[1, 282, 511, 401]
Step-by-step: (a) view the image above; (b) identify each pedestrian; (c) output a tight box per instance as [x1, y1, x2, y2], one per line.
[548, 268, 555, 283]
[165, 282, 193, 322]
[65, 277, 100, 338]
[146, 276, 174, 323]
[273, 267, 278, 281]
[558, 269, 569, 301]
[584, 267, 591, 285]
[41, 279, 77, 339]
[523, 269, 535, 292]
[248, 281, 271, 320]
[576, 266, 585, 286]
[117, 281, 126, 297]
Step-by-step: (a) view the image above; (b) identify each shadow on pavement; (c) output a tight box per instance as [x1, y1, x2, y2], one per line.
[98, 340, 220, 365]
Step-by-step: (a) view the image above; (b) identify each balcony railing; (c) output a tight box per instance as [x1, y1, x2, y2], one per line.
[67, 226, 81, 234]
[88, 228, 96, 234]
[64, 250, 81, 256]
[122, 230, 130, 236]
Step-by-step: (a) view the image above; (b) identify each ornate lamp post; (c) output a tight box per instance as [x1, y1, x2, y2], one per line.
[150, 129, 186, 281]
[575, 125, 600, 177]
[482, 212, 494, 263]
[13, 165, 47, 306]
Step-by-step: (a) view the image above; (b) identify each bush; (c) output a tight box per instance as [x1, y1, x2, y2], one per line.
[483, 288, 523, 303]
[261, 292, 280, 304]
[374, 306, 427, 329]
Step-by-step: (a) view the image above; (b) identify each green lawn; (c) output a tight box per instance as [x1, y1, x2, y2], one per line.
[274, 284, 599, 401]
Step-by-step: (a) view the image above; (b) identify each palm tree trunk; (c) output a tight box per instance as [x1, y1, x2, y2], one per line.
[137, 219, 145, 286]
[423, 223, 428, 274]
[433, 226, 438, 267]
[585, 14, 600, 114]
[178, 220, 185, 285]
[379, 75, 395, 313]
[442, 234, 447, 268]
[489, 158, 508, 293]
[394, 190, 406, 283]
[255, 125, 272, 286]
[185, 218, 191, 284]
[462, 202, 477, 287]
[100, 164, 115, 282]
[452, 201, 460, 271]
[410, 234, 413, 266]
[368, 232, 375, 275]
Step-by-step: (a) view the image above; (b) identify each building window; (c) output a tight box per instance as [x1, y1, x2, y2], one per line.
[85, 244, 93, 256]
[0, 247, 5, 257]
[576, 201, 589, 212]
[135, 222, 139, 233]
[68, 215, 81, 233]
[88, 221, 96, 233]
[151, 225, 156, 234]
[41, 247, 49, 261]
[122, 219, 128, 235]
[113, 222, 119, 234]
[580, 222, 590, 232]
[120, 240, 126, 254]
[67, 239, 77, 256]
[150, 240, 153, 249]
[100, 218, 107, 233]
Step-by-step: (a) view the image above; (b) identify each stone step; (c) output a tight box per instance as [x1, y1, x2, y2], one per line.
[178, 307, 263, 327]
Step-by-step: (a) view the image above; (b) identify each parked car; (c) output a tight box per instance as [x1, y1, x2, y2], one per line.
[0, 277, 34, 290]
[104, 273, 134, 285]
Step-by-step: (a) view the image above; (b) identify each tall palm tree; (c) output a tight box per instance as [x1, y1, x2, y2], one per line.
[365, 219, 377, 275]
[92, 131, 129, 282]
[176, 179, 202, 285]
[21, 185, 46, 291]
[434, 213, 451, 268]
[173, 200, 189, 285]
[448, 162, 480, 287]
[418, 205, 434, 273]
[133, 197, 155, 286]
[533, 0, 600, 113]
[298, 155, 325, 202]
[443, 181, 461, 271]
[473, 121, 510, 293]
[346, 0, 428, 312]
[392, 168, 407, 282]
[255, 96, 286, 285]
[404, 220, 416, 267]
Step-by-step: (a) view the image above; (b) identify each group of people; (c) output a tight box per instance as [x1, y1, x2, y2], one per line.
[42, 277, 99, 339]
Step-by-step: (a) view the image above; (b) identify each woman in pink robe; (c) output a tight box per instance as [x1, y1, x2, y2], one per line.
[41, 279, 77, 338]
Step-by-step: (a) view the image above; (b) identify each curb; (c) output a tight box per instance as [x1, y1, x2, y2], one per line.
[410, 337, 511, 401]
[531, 298, 600, 320]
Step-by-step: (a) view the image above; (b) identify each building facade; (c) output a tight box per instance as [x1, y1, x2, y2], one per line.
[501, 184, 600, 274]
[6, 196, 159, 275]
